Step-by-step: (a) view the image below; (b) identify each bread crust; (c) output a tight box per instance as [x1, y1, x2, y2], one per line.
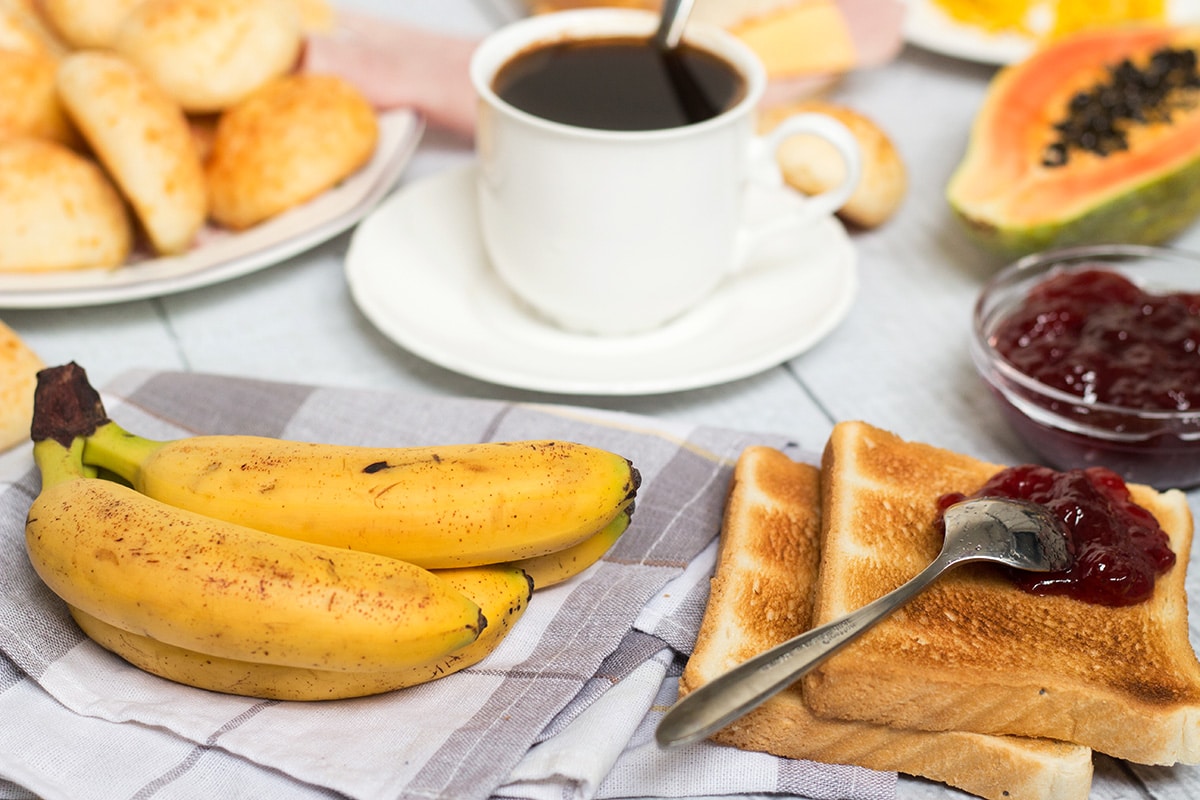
[113, 0, 303, 114]
[759, 100, 907, 228]
[0, 320, 42, 453]
[56, 51, 207, 256]
[0, 0, 67, 57]
[683, 446, 1094, 800]
[41, 0, 144, 49]
[805, 421, 1200, 766]
[0, 49, 78, 147]
[0, 138, 132, 272]
[205, 74, 378, 231]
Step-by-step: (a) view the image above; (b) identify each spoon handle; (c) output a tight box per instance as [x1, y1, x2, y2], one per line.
[654, 0, 697, 49]
[655, 556, 948, 748]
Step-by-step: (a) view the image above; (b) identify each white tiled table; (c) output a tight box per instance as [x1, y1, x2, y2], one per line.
[4, 2, 1199, 798]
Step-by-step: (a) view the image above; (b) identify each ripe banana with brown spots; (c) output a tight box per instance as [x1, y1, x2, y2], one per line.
[81, 419, 639, 569]
[509, 507, 631, 589]
[26, 437, 484, 673]
[68, 565, 534, 700]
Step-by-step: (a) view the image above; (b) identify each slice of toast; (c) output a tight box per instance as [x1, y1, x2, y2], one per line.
[805, 421, 1200, 765]
[681, 445, 1094, 800]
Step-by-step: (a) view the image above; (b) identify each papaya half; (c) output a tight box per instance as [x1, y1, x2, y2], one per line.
[947, 25, 1200, 260]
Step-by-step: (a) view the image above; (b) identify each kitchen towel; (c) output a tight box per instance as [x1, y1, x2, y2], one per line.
[0, 370, 895, 800]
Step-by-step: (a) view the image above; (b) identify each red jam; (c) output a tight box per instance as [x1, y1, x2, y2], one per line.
[993, 268, 1200, 411]
[938, 464, 1175, 606]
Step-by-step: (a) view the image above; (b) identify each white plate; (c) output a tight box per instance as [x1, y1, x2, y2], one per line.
[904, 0, 1200, 66]
[345, 164, 858, 396]
[903, 0, 1038, 64]
[0, 109, 424, 309]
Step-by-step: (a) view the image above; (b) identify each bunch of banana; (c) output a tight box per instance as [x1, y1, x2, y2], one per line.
[23, 363, 641, 700]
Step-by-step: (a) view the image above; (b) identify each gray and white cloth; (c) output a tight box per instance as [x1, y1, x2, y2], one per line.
[0, 370, 896, 800]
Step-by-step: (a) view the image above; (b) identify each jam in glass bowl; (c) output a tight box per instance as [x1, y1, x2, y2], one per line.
[970, 244, 1200, 489]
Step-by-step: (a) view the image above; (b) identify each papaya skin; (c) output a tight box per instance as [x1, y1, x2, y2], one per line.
[955, 157, 1200, 259]
[947, 25, 1200, 261]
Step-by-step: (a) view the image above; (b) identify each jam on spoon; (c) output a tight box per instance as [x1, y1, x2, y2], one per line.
[938, 464, 1175, 606]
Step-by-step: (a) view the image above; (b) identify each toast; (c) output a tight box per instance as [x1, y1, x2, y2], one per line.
[805, 421, 1200, 765]
[681, 446, 1094, 800]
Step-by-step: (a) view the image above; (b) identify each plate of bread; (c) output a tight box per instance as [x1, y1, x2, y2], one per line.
[0, 0, 422, 308]
[684, 421, 1200, 799]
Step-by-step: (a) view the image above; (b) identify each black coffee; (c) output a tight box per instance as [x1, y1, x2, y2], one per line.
[493, 36, 746, 131]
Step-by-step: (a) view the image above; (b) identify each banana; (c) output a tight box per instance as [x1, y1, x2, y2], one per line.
[68, 565, 534, 701]
[82, 419, 639, 568]
[26, 437, 484, 672]
[509, 507, 631, 589]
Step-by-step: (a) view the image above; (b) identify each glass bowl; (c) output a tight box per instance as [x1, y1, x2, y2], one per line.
[970, 243, 1200, 490]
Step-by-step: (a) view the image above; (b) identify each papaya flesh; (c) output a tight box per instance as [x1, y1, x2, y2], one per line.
[947, 25, 1200, 260]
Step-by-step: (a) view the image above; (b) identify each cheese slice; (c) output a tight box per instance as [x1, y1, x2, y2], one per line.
[525, 0, 860, 79]
[720, 1, 856, 77]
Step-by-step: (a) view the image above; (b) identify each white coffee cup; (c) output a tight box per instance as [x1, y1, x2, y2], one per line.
[470, 9, 862, 337]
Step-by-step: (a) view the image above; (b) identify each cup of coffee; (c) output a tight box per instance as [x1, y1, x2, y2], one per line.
[470, 9, 862, 336]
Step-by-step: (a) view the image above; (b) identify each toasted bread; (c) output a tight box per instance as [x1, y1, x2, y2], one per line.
[682, 445, 1094, 800]
[805, 421, 1200, 765]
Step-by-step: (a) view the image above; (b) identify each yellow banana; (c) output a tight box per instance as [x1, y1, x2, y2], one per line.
[509, 507, 631, 589]
[68, 565, 533, 701]
[26, 437, 484, 672]
[82, 419, 639, 568]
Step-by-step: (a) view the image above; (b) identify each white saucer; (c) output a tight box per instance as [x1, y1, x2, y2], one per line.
[345, 164, 857, 396]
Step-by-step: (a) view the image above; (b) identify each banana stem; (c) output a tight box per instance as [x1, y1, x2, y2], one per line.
[82, 421, 164, 485]
[32, 438, 95, 488]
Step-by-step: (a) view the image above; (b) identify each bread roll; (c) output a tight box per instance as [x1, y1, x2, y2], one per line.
[113, 0, 303, 114]
[41, 0, 144, 49]
[0, 0, 66, 56]
[0, 138, 132, 272]
[0, 49, 78, 147]
[0, 320, 43, 453]
[206, 74, 378, 230]
[288, 0, 334, 32]
[760, 100, 907, 228]
[57, 51, 207, 255]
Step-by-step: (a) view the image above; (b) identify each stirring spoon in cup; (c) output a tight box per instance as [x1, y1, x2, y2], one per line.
[654, 0, 697, 49]
[655, 496, 1073, 748]
[653, 0, 716, 123]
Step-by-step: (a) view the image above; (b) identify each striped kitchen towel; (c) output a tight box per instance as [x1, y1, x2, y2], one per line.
[0, 370, 893, 800]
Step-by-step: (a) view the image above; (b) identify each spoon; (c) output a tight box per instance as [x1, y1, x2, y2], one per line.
[654, 0, 697, 50]
[651, 0, 716, 124]
[655, 496, 1072, 748]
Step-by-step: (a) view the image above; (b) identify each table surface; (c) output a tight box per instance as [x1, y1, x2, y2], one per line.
[5, 1, 1200, 799]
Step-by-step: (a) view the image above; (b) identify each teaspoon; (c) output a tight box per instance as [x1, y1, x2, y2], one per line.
[655, 496, 1072, 748]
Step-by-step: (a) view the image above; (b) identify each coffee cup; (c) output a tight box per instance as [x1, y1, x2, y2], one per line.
[469, 9, 862, 336]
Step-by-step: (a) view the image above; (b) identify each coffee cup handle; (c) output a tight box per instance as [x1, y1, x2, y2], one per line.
[732, 112, 862, 271]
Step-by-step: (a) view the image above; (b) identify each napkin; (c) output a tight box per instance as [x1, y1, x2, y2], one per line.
[0, 370, 896, 800]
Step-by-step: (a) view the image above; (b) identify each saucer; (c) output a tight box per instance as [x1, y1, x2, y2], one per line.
[344, 164, 857, 396]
